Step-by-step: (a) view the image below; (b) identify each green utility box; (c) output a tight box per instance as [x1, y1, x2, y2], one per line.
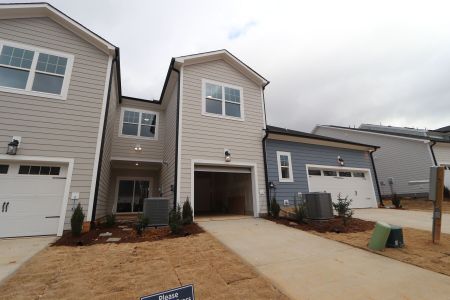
[386, 225, 404, 248]
[368, 221, 391, 251]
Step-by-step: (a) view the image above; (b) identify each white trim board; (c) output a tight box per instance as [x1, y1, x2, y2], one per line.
[86, 55, 113, 222]
[0, 154, 74, 237]
[175, 66, 184, 206]
[190, 159, 260, 218]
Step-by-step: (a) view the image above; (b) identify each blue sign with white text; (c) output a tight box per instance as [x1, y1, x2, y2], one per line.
[140, 284, 195, 300]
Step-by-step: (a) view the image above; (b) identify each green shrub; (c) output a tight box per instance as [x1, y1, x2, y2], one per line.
[71, 203, 85, 236]
[169, 204, 183, 234]
[105, 214, 116, 227]
[332, 194, 353, 226]
[293, 194, 307, 223]
[391, 193, 402, 208]
[444, 186, 450, 199]
[270, 197, 280, 218]
[135, 214, 149, 236]
[182, 197, 193, 225]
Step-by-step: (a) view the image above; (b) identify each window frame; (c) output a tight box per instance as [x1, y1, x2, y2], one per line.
[119, 107, 159, 140]
[201, 79, 245, 121]
[0, 40, 74, 100]
[276, 151, 294, 182]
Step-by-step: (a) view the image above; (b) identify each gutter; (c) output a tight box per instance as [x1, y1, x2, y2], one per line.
[369, 148, 384, 207]
[171, 61, 181, 209]
[91, 50, 118, 222]
[262, 130, 271, 214]
[430, 141, 438, 166]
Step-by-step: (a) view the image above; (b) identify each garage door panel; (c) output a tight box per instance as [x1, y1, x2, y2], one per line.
[308, 167, 377, 208]
[0, 163, 67, 238]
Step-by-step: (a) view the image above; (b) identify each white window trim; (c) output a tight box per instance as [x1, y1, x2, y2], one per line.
[0, 39, 74, 100]
[119, 107, 159, 140]
[201, 78, 245, 121]
[276, 151, 294, 182]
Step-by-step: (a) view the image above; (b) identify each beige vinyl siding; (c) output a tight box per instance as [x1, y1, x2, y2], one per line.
[179, 59, 267, 213]
[0, 17, 109, 228]
[160, 78, 178, 198]
[111, 99, 165, 161]
[315, 127, 434, 196]
[433, 143, 450, 165]
[95, 68, 119, 219]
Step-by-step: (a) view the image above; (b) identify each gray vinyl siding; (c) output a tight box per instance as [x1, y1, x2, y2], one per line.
[0, 17, 110, 228]
[266, 139, 379, 206]
[160, 79, 178, 198]
[111, 99, 165, 161]
[95, 68, 119, 219]
[315, 127, 434, 196]
[433, 143, 450, 165]
[179, 59, 267, 213]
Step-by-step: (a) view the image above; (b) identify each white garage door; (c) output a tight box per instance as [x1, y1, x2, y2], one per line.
[307, 166, 378, 208]
[0, 163, 67, 238]
[442, 165, 450, 189]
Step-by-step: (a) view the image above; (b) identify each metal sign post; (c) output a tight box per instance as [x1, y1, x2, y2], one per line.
[429, 166, 445, 244]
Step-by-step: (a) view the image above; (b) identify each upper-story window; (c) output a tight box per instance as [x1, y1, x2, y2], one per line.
[0, 41, 74, 100]
[277, 151, 294, 182]
[202, 79, 244, 120]
[119, 108, 159, 140]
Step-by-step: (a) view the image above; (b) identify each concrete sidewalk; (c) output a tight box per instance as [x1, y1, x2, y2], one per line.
[0, 236, 56, 284]
[198, 217, 450, 300]
[354, 208, 450, 233]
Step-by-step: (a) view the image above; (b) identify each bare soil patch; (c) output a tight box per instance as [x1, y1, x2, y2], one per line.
[268, 216, 375, 233]
[53, 222, 203, 246]
[382, 198, 450, 213]
[0, 232, 287, 300]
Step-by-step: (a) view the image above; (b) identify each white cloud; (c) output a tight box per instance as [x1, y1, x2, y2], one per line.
[8, 0, 450, 131]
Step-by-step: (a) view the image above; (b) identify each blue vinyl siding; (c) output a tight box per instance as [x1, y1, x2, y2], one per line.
[265, 139, 380, 206]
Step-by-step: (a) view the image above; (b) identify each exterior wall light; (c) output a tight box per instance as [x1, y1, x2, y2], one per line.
[337, 155, 344, 166]
[224, 149, 231, 162]
[6, 139, 19, 155]
[134, 144, 142, 151]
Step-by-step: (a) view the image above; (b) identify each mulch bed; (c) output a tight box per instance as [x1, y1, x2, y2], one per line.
[53, 222, 204, 247]
[267, 216, 375, 233]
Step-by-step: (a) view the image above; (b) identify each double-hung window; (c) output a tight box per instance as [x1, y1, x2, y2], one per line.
[0, 41, 73, 99]
[277, 151, 294, 182]
[120, 108, 158, 139]
[203, 79, 243, 120]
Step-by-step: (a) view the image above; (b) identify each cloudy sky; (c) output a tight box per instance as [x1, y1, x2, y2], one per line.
[9, 0, 450, 131]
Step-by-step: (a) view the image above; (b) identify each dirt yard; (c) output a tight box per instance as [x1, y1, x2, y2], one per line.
[382, 198, 450, 213]
[0, 232, 287, 299]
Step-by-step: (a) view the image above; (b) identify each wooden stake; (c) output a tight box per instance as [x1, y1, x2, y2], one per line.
[432, 166, 444, 244]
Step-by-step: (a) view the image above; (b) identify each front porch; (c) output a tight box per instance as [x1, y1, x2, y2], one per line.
[101, 159, 163, 221]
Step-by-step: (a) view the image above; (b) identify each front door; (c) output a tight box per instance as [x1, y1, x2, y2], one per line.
[116, 179, 150, 213]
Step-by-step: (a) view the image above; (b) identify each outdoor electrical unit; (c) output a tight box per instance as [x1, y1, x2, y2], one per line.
[143, 198, 170, 227]
[429, 166, 445, 244]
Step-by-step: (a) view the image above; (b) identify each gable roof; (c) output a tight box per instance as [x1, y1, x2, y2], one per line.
[315, 125, 431, 142]
[175, 49, 269, 87]
[0, 2, 116, 55]
[431, 125, 450, 133]
[266, 125, 378, 151]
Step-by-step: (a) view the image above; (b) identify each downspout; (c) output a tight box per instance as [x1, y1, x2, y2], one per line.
[430, 141, 438, 166]
[262, 130, 271, 215]
[91, 49, 118, 223]
[369, 148, 383, 207]
[172, 63, 181, 210]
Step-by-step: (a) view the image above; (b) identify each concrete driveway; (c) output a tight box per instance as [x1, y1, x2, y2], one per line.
[198, 217, 450, 300]
[0, 236, 56, 284]
[354, 208, 450, 233]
